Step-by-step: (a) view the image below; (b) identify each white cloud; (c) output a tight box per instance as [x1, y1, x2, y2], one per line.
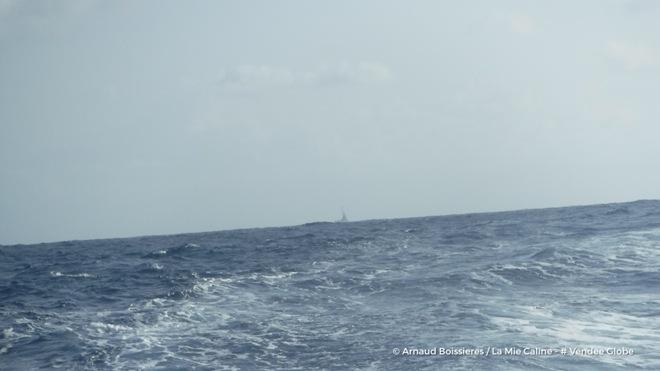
[217, 62, 392, 89]
[313, 62, 393, 85]
[607, 41, 660, 70]
[500, 11, 535, 35]
[218, 65, 297, 88]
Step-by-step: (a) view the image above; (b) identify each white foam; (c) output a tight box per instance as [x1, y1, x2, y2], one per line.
[489, 302, 660, 368]
[3, 327, 15, 338]
[49, 271, 95, 278]
[89, 322, 133, 334]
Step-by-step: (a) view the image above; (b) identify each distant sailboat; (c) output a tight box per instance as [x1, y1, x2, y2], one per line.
[336, 209, 348, 223]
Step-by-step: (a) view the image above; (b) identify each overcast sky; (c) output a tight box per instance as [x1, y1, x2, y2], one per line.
[2, 0, 660, 244]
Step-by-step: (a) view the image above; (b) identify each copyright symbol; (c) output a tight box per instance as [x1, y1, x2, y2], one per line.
[393, 348, 400, 355]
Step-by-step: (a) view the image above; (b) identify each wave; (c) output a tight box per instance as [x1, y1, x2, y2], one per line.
[2, 200, 660, 369]
[49, 271, 95, 278]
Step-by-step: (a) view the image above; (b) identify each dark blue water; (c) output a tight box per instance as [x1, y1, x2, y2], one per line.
[2, 200, 660, 370]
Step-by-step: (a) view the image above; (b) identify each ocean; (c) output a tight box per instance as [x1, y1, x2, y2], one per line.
[1, 200, 660, 370]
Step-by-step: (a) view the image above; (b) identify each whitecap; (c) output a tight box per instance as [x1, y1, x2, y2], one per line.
[89, 322, 133, 333]
[49, 271, 95, 278]
[3, 327, 15, 338]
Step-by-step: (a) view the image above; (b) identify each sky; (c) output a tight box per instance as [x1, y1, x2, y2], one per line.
[2, 0, 660, 244]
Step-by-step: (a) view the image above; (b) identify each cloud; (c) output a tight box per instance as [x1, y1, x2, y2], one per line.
[624, 0, 660, 13]
[217, 62, 392, 89]
[0, 0, 17, 19]
[498, 11, 535, 35]
[218, 65, 297, 88]
[607, 41, 660, 70]
[313, 62, 393, 85]
[0, 0, 98, 21]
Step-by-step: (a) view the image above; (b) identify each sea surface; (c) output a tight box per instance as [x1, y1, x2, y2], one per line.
[2, 200, 660, 370]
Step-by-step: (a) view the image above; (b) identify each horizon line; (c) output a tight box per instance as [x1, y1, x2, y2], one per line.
[2, 198, 658, 247]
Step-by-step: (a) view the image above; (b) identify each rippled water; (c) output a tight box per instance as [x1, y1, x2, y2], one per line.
[2, 200, 660, 370]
